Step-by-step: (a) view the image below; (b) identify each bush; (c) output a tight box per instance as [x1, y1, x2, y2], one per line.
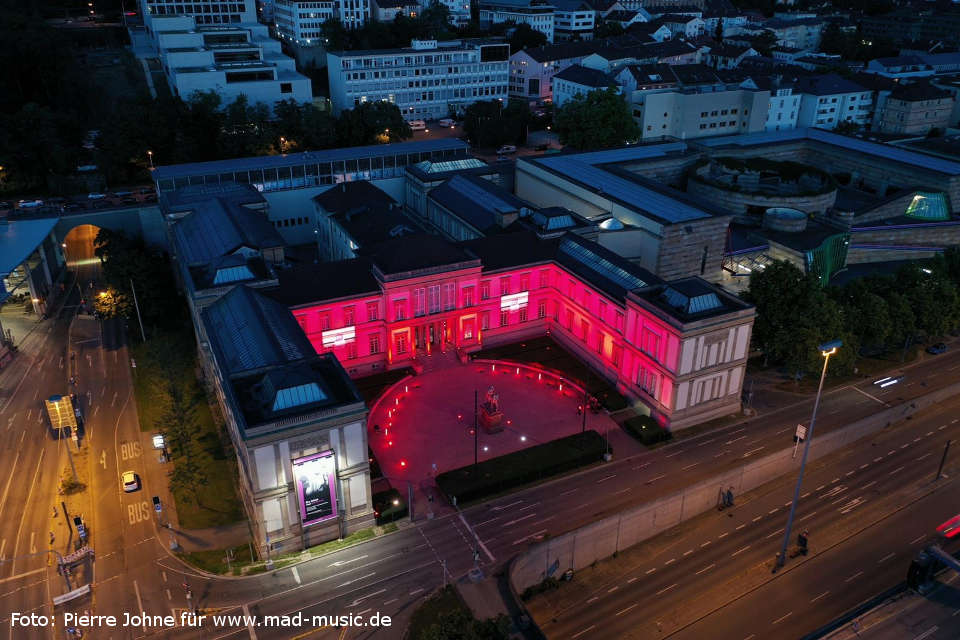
[622, 415, 672, 446]
[436, 431, 610, 503]
[521, 577, 560, 601]
[373, 488, 407, 525]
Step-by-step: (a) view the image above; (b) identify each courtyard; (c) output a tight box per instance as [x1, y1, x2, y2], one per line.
[366, 350, 647, 496]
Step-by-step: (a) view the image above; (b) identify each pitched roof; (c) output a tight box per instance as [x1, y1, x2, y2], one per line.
[269, 258, 380, 306]
[794, 73, 867, 96]
[312, 181, 397, 214]
[889, 81, 951, 102]
[360, 233, 478, 276]
[553, 64, 617, 87]
[172, 194, 284, 266]
[428, 174, 527, 234]
[520, 40, 604, 62]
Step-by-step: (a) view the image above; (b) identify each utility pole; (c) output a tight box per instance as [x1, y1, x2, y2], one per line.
[473, 389, 478, 469]
[936, 440, 952, 481]
[129, 278, 146, 342]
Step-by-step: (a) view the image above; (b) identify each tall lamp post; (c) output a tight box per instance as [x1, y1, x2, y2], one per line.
[147, 150, 154, 169]
[775, 339, 842, 571]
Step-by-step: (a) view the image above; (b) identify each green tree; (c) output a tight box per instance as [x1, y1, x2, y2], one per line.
[752, 30, 777, 57]
[508, 23, 547, 51]
[715, 17, 724, 42]
[337, 101, 412, 146]
[830, 279, 892, 352]
[462, 99, 532, 149]
[93, 288, 133, 320]
[554, 87, 639, 150]
[594, 21, 624, 39]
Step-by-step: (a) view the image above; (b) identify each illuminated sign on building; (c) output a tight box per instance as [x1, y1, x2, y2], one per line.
[293, 450, 338, 526]
[500, 292, 529, 312]
[321, 326, 356, 348]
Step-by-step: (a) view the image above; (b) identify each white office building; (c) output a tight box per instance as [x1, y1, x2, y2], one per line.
[795, 74, 872, 130]
[142, 0, 312, 110]
[274, 0, 370, 46]
[552, 0, 594, 41]
[479, 0, 556, 43]
[327, 40, 511, 121]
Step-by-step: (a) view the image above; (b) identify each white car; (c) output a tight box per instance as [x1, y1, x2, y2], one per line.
[497, 144, 517, 154]
[17, 199, 44, 208]
[122, 471, 141, 492]
[438, 118, 456, 128]
[87, 192, 106, 200]
[409, 120, 426, 131]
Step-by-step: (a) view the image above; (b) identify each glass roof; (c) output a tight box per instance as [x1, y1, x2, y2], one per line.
[415, 158, 487, 173]
[559, 238, 649, 292]
[661, 286, 722, 314]
[213, 264, 255, 285]
[273, 382, 326, 411]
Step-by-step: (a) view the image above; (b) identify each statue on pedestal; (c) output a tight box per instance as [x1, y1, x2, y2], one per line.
[479, 385, 504, 433]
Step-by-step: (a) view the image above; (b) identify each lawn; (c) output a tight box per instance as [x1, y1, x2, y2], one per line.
[474, 336, 629, 410]
[407, 586, 509, 640]
[130, 329, 244, 529]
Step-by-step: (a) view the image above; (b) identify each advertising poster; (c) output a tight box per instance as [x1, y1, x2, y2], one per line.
[293, 450, 338, 526]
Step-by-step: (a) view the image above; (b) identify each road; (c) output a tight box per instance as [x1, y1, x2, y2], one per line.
[528, 395, 960, 640]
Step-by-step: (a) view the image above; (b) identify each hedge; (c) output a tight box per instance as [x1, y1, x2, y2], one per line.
[436, 430, 609, 503]
[373, 488, 408, 525]
[622, 415, 672, 447]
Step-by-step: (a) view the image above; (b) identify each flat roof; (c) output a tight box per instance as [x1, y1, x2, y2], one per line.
[153, 138, 469, 181]
[0, 217, 58, 277]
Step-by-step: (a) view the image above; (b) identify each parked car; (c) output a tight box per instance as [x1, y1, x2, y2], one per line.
[927, 342, 948, 355]
[17, 199, 44, 208]
[122, 471, 140, 492]
[409, 119, 426, 131]
[438, 118, 456, 128]
[87, 192, 106, 200]
[0, 201, 12, 210]
[111, 190, 133, 198]
[497, 144, 517, 154]
[61, 203, 83, 212]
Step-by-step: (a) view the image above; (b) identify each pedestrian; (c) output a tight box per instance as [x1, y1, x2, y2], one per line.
[49, 531, 55, 544]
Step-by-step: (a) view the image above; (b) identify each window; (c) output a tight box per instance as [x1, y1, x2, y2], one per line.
[480, 280, 491, 300]
[539, 270, 549, 288]
[637, 368, 657, 397]
[580, 319, 589, 342]
[443, 283, 456, 311]
[500, 310, 509, 327]
[320, 313, 330, 331]
[538, 300, 547, 319]
[499, 277, 510, 296]
[481, 312, 490, 330]
[519, 274, 530, 291]
[394, 300, 406, 321]
[280, 82, 292, 94]
[369, 334, 381, 354]
[414, 288, 426, 317]
[519, 307, 528, 323]
[642, 328, 660, 360]
[612, 345, 622, 367]
[396, 334, 408, 354]
[565, 309, 574, 330]
[346, 343, 357, 360]
[344, 306, 355, 326]
[598, 300, 607, 323]
[595, 333, 604, 355]
[463, 286, 475, 307]
[615, 311, 625, 334]
[366, 301, 379, 321]
[428, 285, 441, 314]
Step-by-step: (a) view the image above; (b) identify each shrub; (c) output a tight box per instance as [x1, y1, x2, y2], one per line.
[373, 488, 407, 525]
[521, 577, 560, 601]
[623, 415, 672, 446]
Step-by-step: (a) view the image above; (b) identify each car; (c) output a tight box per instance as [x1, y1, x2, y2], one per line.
[0, 201, 12, 210]
[927, 342, 948, 355]
[122, 471, 140, 492]
[409, 119, 426, 131]
[438, 118, 456, 128]
[497, 144, 517, 154]
[111, 190, 133, 198]
[17, 199, 44, 208]
[61, 203, 83, 213]
[88, 192, 106, 199]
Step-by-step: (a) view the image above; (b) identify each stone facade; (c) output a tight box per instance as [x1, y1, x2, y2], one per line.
[686, 179, 837, 221]
[656, 215, 734, 282]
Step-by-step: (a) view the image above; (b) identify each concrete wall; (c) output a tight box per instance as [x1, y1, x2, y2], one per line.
[510, 378, 960, 592]
[686, 179, 837, 219]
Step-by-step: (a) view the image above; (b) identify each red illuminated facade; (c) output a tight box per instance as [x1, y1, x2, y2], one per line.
[284, 232, 755, 430]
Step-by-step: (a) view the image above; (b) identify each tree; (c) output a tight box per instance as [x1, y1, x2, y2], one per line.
[337, 101, 413, 146]
[594, 21, 624, 40]
[752, 30, 777, 57]
[93, 288, 133, 320]
[462, 99, 532, 149]
[715, 17, 724, 42]
[554, 87, 639, 150]
[834, 120, 860, 135]
[508, 23, 547, 51]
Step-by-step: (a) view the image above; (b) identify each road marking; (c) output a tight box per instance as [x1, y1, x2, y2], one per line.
[695, 563, 715, 575]
[645, 475, 666, 485]
[772, 612, 793, 625]
[889, 466, 905, 476]
[914, 437, 922, 443]
[243, 604, 257, 640]
[350, 589, 386, 606]
[664, 450, 685, 458]
[913, 627, 939, 640]
[700, 541, 711, 548]
[511, 529, 547, 545]
[646, 568, 656, 575]
[874, 457, 884, 463]
[559, 489, 578, 497]
[816, 485, 825, 491]
[682, 462, 699, 471]
[901, 443, 910, 449]
[0, 450, 21, 522]
[503, 513, 537, 527]
[166, 589, 171, 600]
[753, 516, 763, 522]
[628, 577, 638, 583]
[840, 498, 865, 514]
[916, 453, 932, 462]
[732, 546, 750, 557]
[459, 513, 495, 562]
[586, 597, 598, 604]
[832, 477, 840, 483]
[736, 524, 746, 530]
[616, 604, 639, 617]
[845, 471, 856, 477]
[633, 463, 651, 471]
[571, 625, 595, 639]
[0, 539, 5, 559]
[714, 451, 728, 458]
[473, 517, 499, 527]
[656, 584, 677, 596]
[596, 474, 616, 483]
[911, 535, 926, 544]
[766, 528, 785, 540]
[811, 591, 830, 603]
[383, 598, 398, 606]
[291, 567, 301, 584]
[845, 571, 864, 583]
[776, 427, 791, 434]
[410, 588, 424, 596]
[879, 553, 895, 564]
[927, 432, 934, 437]
[336, 572, 375, 588]
[683, 549, 694, 556]
[614, 487, 631, 495]
[862, 481, 877, 490]
[859, 464, 869, 470]
[726, 436, 746, 445]
[798, 511, 818, 523]
[801, 492, 810, 499]
[743, 447, 765, 457]
[769, 508, 779, 514]
[718, 533, 729, 539]
[607, 586, 618, 593]
[664, 558, 676, 566]
[29, 532, 35, 554]
[134, 580, 146, 631]
[696, 438, 716, 447]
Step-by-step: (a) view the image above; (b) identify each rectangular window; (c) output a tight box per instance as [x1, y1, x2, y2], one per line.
[538, 300, 546, 319]
[612, 345, 622, 367]
[598, 300, 607, 323]
[643, 328, 660, 360]
[344, 306, 355, 327]
[519, 274, 530, 291]
[499, 276, 510, 296]
[396, 334, 408, 354]
[394, 300, 406, 321]
[366, 301, 379, 321]
[565, 309, 574, 330]
[428, 285, 441, 314]
[519, 307, 528, 323]
[480, 280, 491, 300]
[463, 286, 474, 307]
[280, 82, 292, 94]
[443, 283, 456, 311]
[481, 312, 490, 330]
[346, 342, 357, 360]
[320, 313, 330, 331]
[414, 288, 426, 317]
[500, 310, 509, 327]
[539, 270, 549, 288]
[369, 334, 381, 354]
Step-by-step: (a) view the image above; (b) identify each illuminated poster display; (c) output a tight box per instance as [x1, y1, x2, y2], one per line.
[321, 326, 356, 348]
[500, 292, 529, 312]
[293, 450, 338, 526]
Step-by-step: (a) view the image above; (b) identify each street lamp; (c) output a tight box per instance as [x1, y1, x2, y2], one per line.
[279, 137, 286, 154]
[147, 150, 154, 169]
[775, 339, 842, 571]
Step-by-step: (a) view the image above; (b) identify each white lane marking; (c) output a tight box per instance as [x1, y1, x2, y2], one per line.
[608, 586, 618, 593]
[291, 566, 301, 584]
[559, 489, 578, 497]
[134, 580, 146, 631]
[646, 568, 656, 575]
[695, 563, 715, 575]
[851, 386, 886, 405]
[656, 584, 677, 596]
[664, 558, 676, 566]
[492, 501, 523, 511]
[614, 487, 631, 496]
[736, 524, 746, 530]
[769, 509, 779, 515]
[878, 553, 895, 564]
[743, 447, 765, 458]
[916, 453, 932, 462]
[329, 555, 368, 568]
[349, 588, 387, 607]
[862, 481, 877, 490]
[732, 546, 750, 557]
[572, 625, 596, 639]
[773, 612, 793, 625]
[811, 591, 830, 603]
[166, 589, 171, 600]
[766, 528, 785, 540]
[645, 475, 666, 484]
[752, 516, 763, 522]
[664, 450, 685, 458]
[243, 604, 257, 640]
[726, 436, 746, 445]
[682, 462, 699, 471]
[511, 529, 547, 546]
[596, 474, 616, 484]
[383, 598, 398, 606]
[798, 511, 818, 523]
[616, 604, 639, 617]
[801, 492, 810, 499]
[913, 627, 939, 640]
[859, 464, 869, 470]
[628, 577, 638, 583]
[718, 533, 729, 539]
[845, 571, 864, 582]
[586, 597, 598, 604]
[336, 572, 376, 588]
[874, 457, 884, 463]
[409, 588, 424, 596]
[503, 513, 537, 527]
[700, 541, 711, 548]
[889, 466, 905, 476]
[683, 549, 694, 556]
[911, 535, 926, 544]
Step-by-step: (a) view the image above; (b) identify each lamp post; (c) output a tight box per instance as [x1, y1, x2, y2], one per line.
[147, 150, 154, 169]
[775, 339, 842, 571]
[279, 137, 286, 154]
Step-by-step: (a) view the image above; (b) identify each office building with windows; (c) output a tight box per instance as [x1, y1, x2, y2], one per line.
[478, 0, 556, 43]
[141, 0, 312, 109]
[274, 0, 370, 46]
[795, 74, 872, 130]
[326, 40, 511, 121]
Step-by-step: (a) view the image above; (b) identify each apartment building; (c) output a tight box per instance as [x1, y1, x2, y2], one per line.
[745, 75, 800, 132]
[509, 41, 601, 102]
[326, 40, 511, 121]
[873, 82, 954, 136]
[553, 64, 617, 106]
[795, 74, 872, 130]
[141, 0, 312, 109]
[479, 0, 556, 43]
[274, 0, 370, 46]
[552, 0, 595, 41]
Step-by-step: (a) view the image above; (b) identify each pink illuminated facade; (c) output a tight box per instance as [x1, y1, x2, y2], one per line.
[285, 232, 755, 430]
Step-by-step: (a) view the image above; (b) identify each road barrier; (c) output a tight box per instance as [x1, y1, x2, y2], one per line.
[52, 584, 90, 606]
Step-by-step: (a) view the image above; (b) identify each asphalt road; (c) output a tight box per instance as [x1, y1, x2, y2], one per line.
[530, 395, 960, 640]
